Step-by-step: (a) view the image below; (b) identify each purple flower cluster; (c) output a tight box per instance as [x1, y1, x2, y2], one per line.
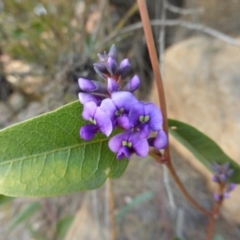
[78, 45, 167, 160]
[211, 162, 236, 202]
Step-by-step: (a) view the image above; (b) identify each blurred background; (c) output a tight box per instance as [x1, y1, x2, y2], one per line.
[0, 0, 240, 239]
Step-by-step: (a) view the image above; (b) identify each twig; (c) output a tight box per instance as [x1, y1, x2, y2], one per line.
[91, 0, 107, 45]
[165, 1, 204, 15]
[163, 165, 176, 211]
[159, 0, 166, 72]
[115, 3, 138, 30]
[137, 0, 210, 217]
[106, 179, 116, 240]
[157, 165, 170, 240]
[176, 209, 184, 239]
[136, 0, 170, 161]
[96, 19, 240, 49]
[92, 190, 100, 236]
[206, 214, 215, 240]
[166, 160, 210, 216]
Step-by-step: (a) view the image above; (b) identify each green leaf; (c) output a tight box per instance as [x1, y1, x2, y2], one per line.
[8, 202, 40, 231]
[0, 194, 13, 206]
[0, 101, 128, 197]
[168, 119, 240, 183]
[57, 215, 74, 240]
[116, 192, 154, 222]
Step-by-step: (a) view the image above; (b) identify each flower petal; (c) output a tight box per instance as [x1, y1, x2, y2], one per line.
[226, 183, 236, 192]
[117, 115, 130, 130]
[123, 75, 140, 92]
[93, 63, 108, 74]
[94, 107, 113, 136]
[129, 132, 149, 157]
[108, 78, 119, 93]
[109, 132, 129, 153]
[108, 44, 117, 59]
[148, 129, 167, 149]
[139, 124, 150, 138]
[100, 98, 117, 119]
[117, 147, 131, 160]
[80, 124, 98, 140]
[78, 93, 103, 105]
[78, 78, 97, 92]
[144, 103, 163, 131]
[82, 102, 97, 120]
[128, 101, 144, 127]
[118, 59, 130, 76]
[106, 57, 118, 75]
[112, 91, 138, 113]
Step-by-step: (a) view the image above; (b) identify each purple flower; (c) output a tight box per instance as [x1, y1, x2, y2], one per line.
[94, 45, 131, 81]
[108, 78, 119, 93]
[94, 45, 118, 80]
[93, 63, 109, 80]
[78, 78, 108, 95]
[129, 102, 163, 138]
[116, 59, 131, 77]
[224, 183, 236, 198]
[211, 162, 234, 183]
[123, 75, 140, 92]
[214, 183, 236, 202]
[213, 193, 222, 202]
[100, 91, 138, 129]
[80, 102, 113, 140]
[109, 131, 149, 160]
[78, 92, 104, 106]
[148, 129, 168, 149]
[106, 57, 118, 75]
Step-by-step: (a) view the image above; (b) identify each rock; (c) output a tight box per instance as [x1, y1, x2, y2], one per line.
[173, 0, 240, 45]
[0, 54, 47, 100]
[16, 102, 44, 122]
[7, 92, 27, 113]
[150, 36, 240, 224]
[0, 102, 11, 128]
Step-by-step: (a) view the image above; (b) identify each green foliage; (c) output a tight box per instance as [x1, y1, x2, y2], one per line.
[0, 101, 128, 197]
[168, 119, 240, 183]
[0, 194, 13, 206]
[8, 202, 40, 231]
[116, 192, 154, 222]
[57, 215, 74, 240]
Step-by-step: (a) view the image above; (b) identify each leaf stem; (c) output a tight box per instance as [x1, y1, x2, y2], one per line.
[136, 0, 210, 218]
[206, 214, 215, 240]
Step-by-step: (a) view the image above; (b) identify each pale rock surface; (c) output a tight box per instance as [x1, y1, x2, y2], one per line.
[0, 54, 47, 100]
[150, 36, 240, 224]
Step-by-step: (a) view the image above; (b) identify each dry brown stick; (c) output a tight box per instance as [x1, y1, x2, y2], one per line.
[96, 19, 240, 49]
[165, 1, 204, 15]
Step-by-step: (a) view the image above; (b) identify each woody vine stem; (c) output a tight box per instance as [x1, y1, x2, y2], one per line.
[136, 0, 217, 239]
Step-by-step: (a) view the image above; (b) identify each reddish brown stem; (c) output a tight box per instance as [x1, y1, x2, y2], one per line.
[206, 214, 215, 240]
[166, 160, 210, 216]
[137, 0, 211, 218]
[136, 0, 169, 154]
